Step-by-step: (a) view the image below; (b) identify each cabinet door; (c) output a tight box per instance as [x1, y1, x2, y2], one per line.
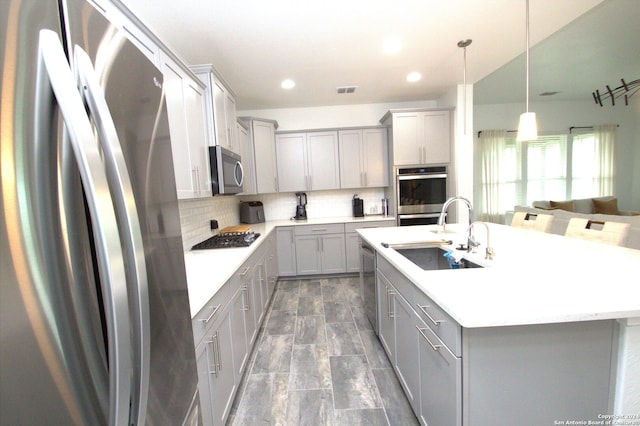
[276, 227, 297, 276]
[252, 120, 278, 193]
[295, 235, 322, 275]
[224, 92, 237, 151]
[422, 110, 450, 164]
[394, 292, 420, 412]
[320, 234, 346, 274]
[376, 270, 395, 360]
[276, 133, 307, 192]
[338, 129, 364, 188]
[417, 318, 462, 426]
[196, 307, 237, 426]
[307, 131, 340, 190]
[362, 128, 389, 187]
[345, 232, 361, 273]
[392, 112, 422, 166]
[239, 268, 258, 347]
[212, 79, 229, 149]
[161, 59, 195, 199]
[230, 286, 249, 377]
[184, 80, 211, 196]
[266, 234, 278, 295]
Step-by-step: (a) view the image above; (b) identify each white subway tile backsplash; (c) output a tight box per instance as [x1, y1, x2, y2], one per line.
[178, 188, 388, 250]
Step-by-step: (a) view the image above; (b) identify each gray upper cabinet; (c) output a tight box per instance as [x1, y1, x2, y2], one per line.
[276, 131, 340, 192]
[239, 117, 279, 194]
[381, 109, 451, 166]
[161, 54, 211, 199]
[339, 128, 389, 189]
[191, 65, 238, 152]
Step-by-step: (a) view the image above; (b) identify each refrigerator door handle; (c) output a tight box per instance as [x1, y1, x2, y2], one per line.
[38, 29, 132, 426]
[74, 46, 151, 426]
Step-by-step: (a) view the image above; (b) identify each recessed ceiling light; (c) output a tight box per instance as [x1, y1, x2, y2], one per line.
[281, 79, 295, 89]
[382, 38, 402, 54]
[407, 72, 422, 83]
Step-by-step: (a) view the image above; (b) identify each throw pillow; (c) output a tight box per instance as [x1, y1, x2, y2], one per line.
[549, 200, 575, 212]
[592, 198, 619, 215]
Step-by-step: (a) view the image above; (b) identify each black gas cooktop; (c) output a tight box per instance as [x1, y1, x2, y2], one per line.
[191, 232, 260, 250]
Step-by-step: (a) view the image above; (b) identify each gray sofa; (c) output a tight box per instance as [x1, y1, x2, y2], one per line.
[507, 197, 640, 250]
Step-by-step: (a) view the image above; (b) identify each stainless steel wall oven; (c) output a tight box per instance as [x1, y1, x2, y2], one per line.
[396, 166, 448, 226]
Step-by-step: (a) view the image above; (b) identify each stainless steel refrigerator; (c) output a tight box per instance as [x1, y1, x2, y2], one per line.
[1, 0, 200, 424]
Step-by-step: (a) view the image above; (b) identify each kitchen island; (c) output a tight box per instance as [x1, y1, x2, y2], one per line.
[357, 223, 640, 425]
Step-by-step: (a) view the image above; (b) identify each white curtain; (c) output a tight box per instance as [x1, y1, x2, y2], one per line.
[593, 124, 617, 195]
[475, 130, 509, 223]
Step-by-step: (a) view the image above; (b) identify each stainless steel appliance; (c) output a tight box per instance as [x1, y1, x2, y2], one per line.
[240, 201, 265, 224]
[1, 1, 200, 424]
[360, 241, 377, 332]
[295, 192, 308, 220]
[192, 232, 260, 250]
[352, 194, 364, 217]
[396, 166, 448, 226]
[209, 145, 244, 195]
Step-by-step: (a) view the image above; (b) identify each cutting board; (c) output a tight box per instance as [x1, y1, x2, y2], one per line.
[219, 225, 251, 234]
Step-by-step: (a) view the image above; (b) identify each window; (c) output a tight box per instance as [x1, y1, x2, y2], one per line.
[475, 126, 616, 222]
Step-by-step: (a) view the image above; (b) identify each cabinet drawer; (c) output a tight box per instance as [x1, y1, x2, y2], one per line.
[344, 220, 393, 233]
[294, 223, 345, 236]
[192, 277, 236, 345]
[378, 255, 461, 356]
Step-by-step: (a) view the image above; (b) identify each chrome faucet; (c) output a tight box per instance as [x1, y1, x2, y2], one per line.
[437, 196, 474, 250]
[437, 196, 473, 229]
[468, 221, 495, 259]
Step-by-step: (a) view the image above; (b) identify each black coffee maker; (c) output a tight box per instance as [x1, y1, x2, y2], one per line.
[295, 192, 307, 220]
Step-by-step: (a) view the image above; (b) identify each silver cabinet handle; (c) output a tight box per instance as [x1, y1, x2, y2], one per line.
[311, 228, 328, 232]
[208, 332, 220, 378]
[416, 304, 443, 327]
[243, 285, 250, 311]
[199, 304, 221, 323]
[75, 46, 152, 425]
[387, 287, 396, 319]
[239, 266, 251, 277]
[38, 30, 131, 426]
[416, 326, 442, 351]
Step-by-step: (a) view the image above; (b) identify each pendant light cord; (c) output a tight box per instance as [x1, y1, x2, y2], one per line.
[525, 0, 530, 113]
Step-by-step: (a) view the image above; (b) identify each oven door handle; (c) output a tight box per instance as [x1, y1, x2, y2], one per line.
[397, 173, 448, 181]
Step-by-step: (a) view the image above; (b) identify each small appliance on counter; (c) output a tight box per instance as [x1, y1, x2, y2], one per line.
[240, 201, 265, 223]
[352, 194, 364, 217]
[294, 192, 308, 220]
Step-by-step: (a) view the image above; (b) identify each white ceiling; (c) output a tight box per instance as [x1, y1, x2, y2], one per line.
[119, 0, 638, 110]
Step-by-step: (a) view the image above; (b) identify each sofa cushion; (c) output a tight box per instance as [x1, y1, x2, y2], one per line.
[592, 197, 620, 215]
[550, 200, 575, 212]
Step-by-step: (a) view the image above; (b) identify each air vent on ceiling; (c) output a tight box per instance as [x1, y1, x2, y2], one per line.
[337, 86, 357, 94]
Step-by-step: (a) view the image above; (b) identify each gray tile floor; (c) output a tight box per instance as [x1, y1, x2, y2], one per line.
[228, 277, 419, 425]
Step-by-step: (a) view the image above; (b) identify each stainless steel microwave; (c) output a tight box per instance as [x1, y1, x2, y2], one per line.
[209, 146, 244, 195]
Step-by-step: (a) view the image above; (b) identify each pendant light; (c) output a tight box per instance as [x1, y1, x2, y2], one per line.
[458, 39, 472, 135]
[517, 0, 538, 141]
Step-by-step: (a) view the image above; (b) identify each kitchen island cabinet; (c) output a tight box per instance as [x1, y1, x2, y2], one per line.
[358, 223, 640, 425]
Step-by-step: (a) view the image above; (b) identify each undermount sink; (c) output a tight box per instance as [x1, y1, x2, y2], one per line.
[395, 246, 482, 270]
[430, 229, 458, 234]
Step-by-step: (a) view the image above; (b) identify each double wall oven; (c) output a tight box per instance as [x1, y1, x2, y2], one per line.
[396, 166, 448, 226]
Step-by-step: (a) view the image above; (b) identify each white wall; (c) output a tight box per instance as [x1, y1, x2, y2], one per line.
[474, 98, 640, 211]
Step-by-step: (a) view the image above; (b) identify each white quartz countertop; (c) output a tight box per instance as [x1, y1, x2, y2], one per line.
[358, 223, 640, 328]
[185, 215, 395, 317]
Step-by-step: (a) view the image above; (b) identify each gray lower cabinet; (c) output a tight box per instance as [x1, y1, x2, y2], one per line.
[195, 300, 236, 426]
[265, 233, 278, 295]
[375, 254, 617, 426]
[193, 240, 274, 426]
[294, 224, 346, 275]
[276, 226, 296, 276]
[416, 316, 462, 426]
